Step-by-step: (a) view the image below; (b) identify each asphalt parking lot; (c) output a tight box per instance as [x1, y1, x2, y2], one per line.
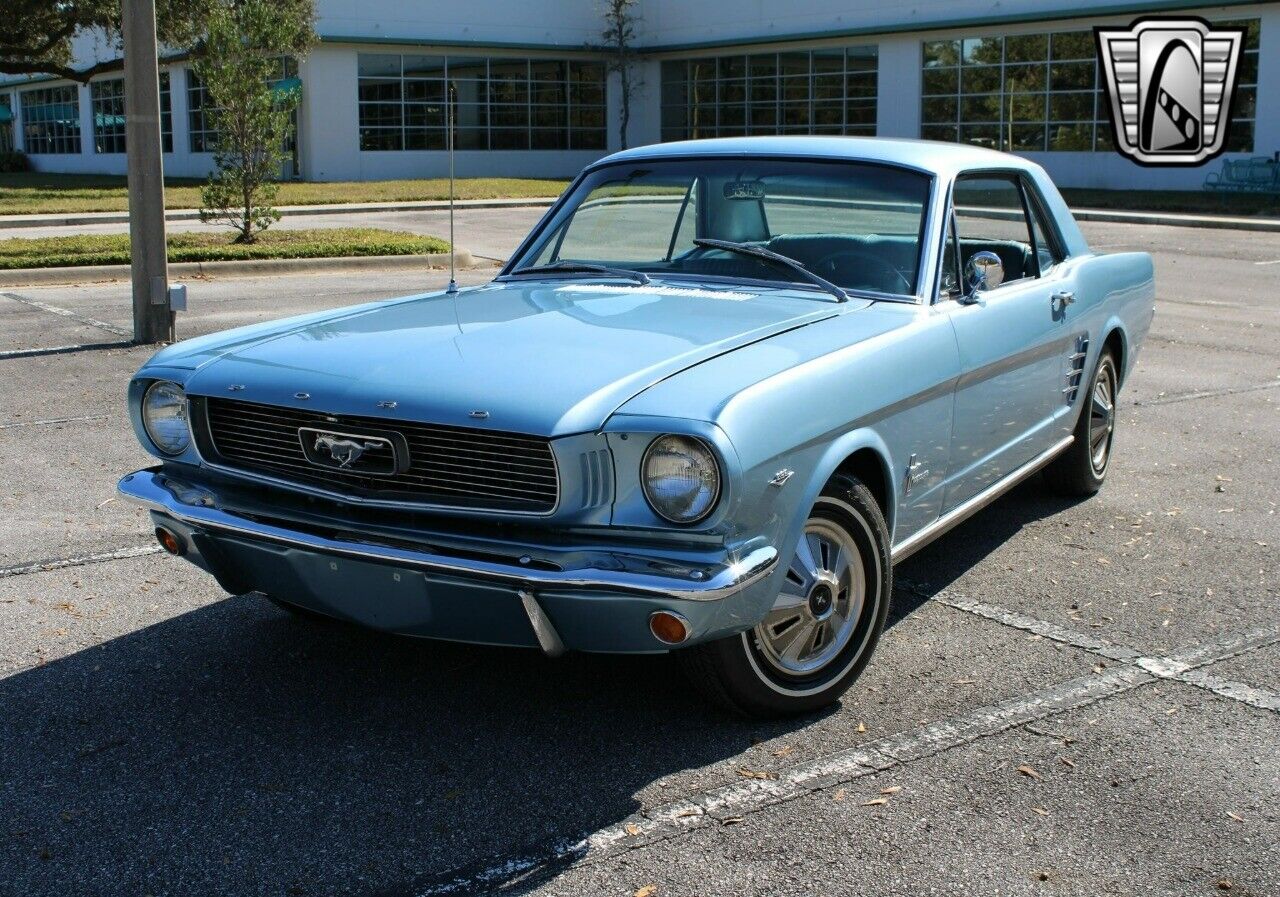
[1, 212, 1277, 897]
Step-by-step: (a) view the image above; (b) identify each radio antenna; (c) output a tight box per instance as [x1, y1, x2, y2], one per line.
[445, 80, 458, 295]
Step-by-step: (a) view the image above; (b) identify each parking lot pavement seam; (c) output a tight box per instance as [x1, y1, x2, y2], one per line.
[1, 291, 131, 338]
[0, 544, 160, 578]
[1131, 379, 1280, 407]
[0, 340, 136, 360]
[0, 413, 110, 430]
[917, 588, 1144, 663]
[920, 582, 1280, 717]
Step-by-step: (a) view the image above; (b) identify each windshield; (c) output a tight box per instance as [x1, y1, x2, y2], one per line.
[508, 158, 932, 297]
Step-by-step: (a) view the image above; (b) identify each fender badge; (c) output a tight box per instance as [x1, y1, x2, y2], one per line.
[769, 469, 795, 487]
[377, 400, 398, 409]
[294, 392, 310, 400]
[227, 384, 245, 391]
[469, 410, 490, 419]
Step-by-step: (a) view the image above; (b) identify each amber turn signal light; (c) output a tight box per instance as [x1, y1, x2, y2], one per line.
[649, 610, 691, 645]
[155, 526, 185, 556]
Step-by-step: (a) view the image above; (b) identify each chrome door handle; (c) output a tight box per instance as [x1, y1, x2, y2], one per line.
[1052, 291, 1075, 310]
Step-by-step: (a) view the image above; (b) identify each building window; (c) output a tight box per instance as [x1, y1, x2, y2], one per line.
[356, 53, 606, 152]
[189, 59, 295, 153]
[1221, 18, 1260, 153]
[90, 75, 172, 154]
[659, 46, 878, 142]
[21, 85, 82, 155]
[0, 94, 13, 153]
[921, 19, 1259, 153]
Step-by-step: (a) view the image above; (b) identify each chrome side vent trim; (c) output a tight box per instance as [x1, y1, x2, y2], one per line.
[1063, 334, 1090, 404]
[578, 449, 613, 510]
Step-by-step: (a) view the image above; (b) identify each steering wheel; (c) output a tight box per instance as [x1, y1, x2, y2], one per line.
[812, 249, 913, 295]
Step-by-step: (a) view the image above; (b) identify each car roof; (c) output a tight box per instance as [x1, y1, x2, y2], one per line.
[597, 136, 1037, 178]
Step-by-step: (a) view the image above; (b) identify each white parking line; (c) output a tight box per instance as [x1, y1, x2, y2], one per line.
[1254, 259, 1280, 266]
[414, 622, 1277, 895]
[1, 291, 130, 337]
[0, 545, 161, 578]
[926, 583, 1280, 715]
[0, 413, 110, 430]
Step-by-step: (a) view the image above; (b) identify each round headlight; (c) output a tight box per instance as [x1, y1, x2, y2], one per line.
[141, 380, 190, 455]
[641, 435, 721, 524]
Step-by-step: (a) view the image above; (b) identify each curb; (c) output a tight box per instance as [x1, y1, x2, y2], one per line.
[0, 249, 478, 288]
[0, 197, 558, 230]
[1069, 207, 1280, 232]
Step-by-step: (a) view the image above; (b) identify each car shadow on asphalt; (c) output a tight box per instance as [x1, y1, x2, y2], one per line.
[0, 480, 1082, 896]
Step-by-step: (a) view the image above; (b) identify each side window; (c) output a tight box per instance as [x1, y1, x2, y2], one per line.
[1023, 186, 1063, 276]
[939, 214, 961, 299]
[953, 176, 1036, 286]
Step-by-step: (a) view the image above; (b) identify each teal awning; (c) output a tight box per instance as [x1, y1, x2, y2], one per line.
[270, 76, 302, 95]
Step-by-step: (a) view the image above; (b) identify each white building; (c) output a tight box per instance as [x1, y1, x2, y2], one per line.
[0, 0, 1274, 190]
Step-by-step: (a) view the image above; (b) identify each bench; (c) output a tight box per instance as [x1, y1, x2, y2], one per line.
[1203, 157, 1280, 194]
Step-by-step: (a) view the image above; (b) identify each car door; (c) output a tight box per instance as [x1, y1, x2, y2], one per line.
[940, 172, 1075, 510]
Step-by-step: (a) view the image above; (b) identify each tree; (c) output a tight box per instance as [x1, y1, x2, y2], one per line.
[598, 0, 640, 150]
[0, 0, 208, 82]
[194, 0, 315, 243]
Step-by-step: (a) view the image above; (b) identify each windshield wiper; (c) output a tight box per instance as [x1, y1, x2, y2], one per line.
[692, 238, 847, 302]
[508, 261, 650, 285]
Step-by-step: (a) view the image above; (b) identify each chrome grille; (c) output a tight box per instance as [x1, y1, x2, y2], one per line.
[198, 397, 559, 513]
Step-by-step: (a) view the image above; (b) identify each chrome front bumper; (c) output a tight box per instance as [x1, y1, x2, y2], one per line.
[117, 468, 779, 652]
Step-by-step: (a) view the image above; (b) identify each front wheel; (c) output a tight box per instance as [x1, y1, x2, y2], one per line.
[679, 475, 891, 718]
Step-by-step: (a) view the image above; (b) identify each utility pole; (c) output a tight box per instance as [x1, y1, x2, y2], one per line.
[122, 0, 172, 343]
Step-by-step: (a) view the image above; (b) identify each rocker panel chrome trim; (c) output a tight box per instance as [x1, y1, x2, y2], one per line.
[891, 435, 1074, 563]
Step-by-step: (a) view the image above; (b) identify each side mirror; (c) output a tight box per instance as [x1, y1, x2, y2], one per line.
[962, 251, 1004, 302]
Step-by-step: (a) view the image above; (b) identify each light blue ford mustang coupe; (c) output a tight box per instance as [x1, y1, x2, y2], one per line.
[119, 137, 1154, 716]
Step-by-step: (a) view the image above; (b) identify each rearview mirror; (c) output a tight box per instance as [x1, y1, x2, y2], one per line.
[963, 251, 1004, 301]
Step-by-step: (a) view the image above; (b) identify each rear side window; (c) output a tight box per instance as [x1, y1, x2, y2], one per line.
[1023, 186, 1064, 275]
[952, 176, 1037, 286]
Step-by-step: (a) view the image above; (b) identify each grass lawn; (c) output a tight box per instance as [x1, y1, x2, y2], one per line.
[0, 173, 570, 215]
[0, 228, 450, 269]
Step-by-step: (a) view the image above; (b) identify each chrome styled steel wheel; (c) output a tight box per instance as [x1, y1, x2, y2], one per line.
[1089, 358, 1116, 475]
[678, 475, 892, 718]
[755, 517, 866, 677]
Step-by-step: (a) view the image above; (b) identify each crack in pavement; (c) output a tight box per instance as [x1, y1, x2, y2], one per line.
[0, 545, 161, 578]
[1, 291, 130, 337]
[0, 413, 110, 430]
[0, 340, 136, 360]
[1132, 380, 1280, 407]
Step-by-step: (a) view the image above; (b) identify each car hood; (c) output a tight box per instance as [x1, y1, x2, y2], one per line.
[177, 280, 841, 436]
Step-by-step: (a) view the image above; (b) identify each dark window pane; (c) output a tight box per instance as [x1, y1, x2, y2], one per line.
[922, 67, 958, 95]
[358, 54, 400, 77]
[1010, 123, 1046, 150]
[1048, 122, 1093, 150]
[922, 95, 958, 123]
[1005, 62, 1045, 92]
[961, 65, 1000, 94]
[1007, 92, 1045, 122]
[962, 37, 1002, 65]
[1049, 91, 1094, 121]
[923, 40, 960, 67]
[1051, 32, 1093, 60]
[1049, 60, 1094, 90]
[960, 94, 1001, 122]
[1005, 34, 1048, 62]
[403, 56, 445, 78]
[921, 124, 958, 142]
